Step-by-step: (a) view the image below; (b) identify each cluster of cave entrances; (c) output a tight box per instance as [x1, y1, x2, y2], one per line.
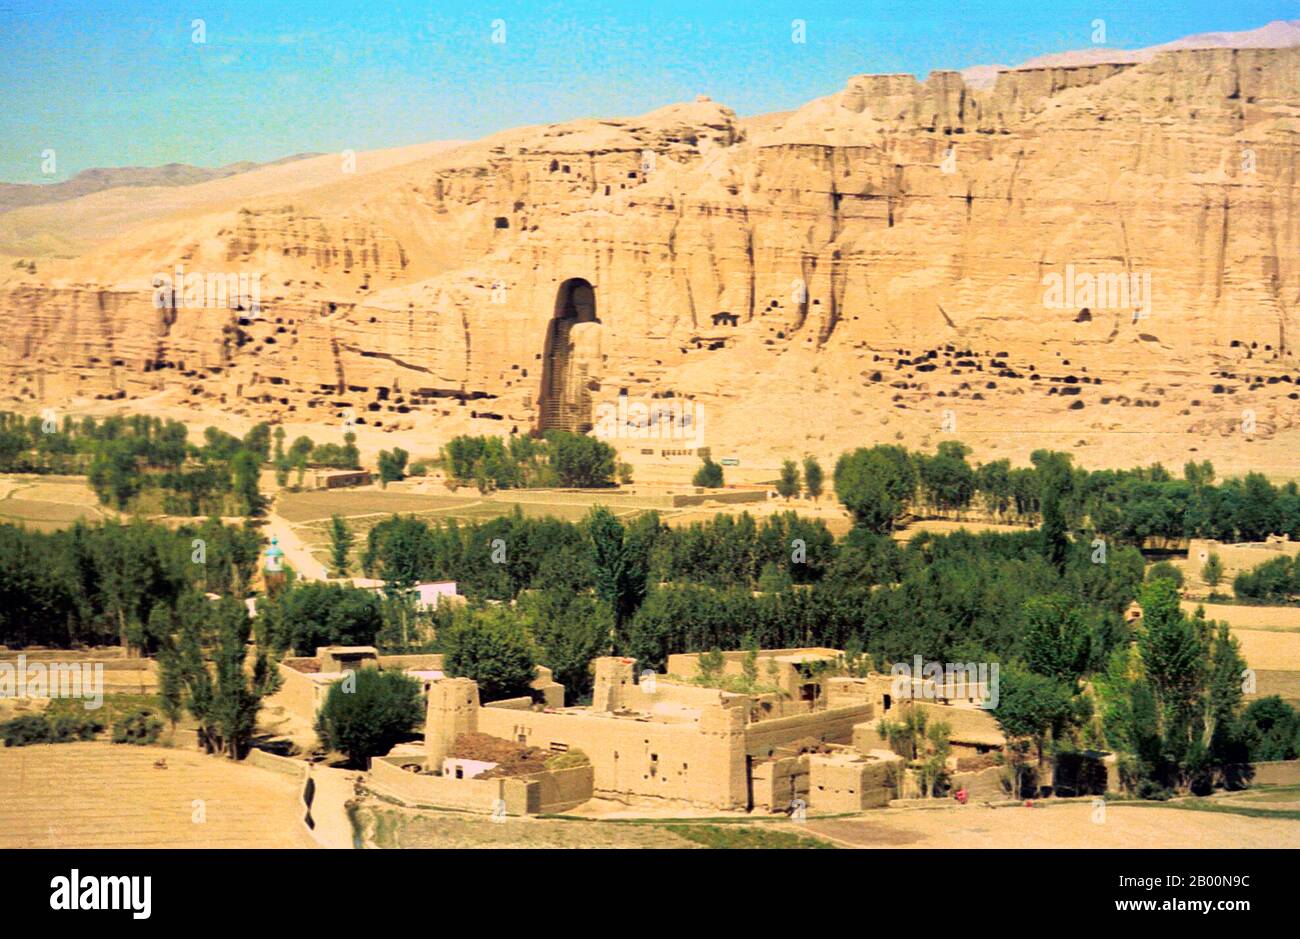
[537, 277, 600, 434]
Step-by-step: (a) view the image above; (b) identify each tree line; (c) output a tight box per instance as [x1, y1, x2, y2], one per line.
[439, 431, 627, 491]
[834, 442, 1300, 545]
[0, 411, 364, 516]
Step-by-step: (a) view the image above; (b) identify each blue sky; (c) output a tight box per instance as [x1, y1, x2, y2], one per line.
[0, 0, 1294, 182]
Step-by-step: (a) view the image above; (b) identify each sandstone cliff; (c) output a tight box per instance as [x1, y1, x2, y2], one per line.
[2, 47, 1299, 474]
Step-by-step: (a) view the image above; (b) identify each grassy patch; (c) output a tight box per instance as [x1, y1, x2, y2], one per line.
[359, 807, 406, 848]
[1144, 799, 1300, 822]
[657, 823, 834, 849]
[47, 693, 162, 726]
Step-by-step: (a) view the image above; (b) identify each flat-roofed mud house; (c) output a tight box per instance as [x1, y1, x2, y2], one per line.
[426, 649, 912, 811]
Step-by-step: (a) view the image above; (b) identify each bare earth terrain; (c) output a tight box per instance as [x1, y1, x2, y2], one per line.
[803, 800, 1300, 849]
[0, 742, 316, 849]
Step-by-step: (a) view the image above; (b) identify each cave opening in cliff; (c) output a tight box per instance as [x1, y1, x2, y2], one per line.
[538, 277, 600, 434]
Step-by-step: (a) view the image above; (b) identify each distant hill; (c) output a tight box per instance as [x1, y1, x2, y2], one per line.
[961, 19, 1300, 88]
[0, 153, 320, 212]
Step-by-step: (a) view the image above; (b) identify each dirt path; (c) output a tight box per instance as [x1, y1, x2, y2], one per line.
[307, 765, 362, 848]
[264, 509, 330, 581]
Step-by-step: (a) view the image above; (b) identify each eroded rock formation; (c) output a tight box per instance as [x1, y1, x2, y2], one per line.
[2, 47, 1299, 469]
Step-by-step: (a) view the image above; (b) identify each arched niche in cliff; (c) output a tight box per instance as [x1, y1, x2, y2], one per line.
[538, 277, 601, 434]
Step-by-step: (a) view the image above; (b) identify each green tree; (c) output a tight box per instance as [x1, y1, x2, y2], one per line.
[156, 646, 185, 731]
[802, 455, 824, 502]
[548, 432, 616, 487]
[315, 668, 424, 768]
[1205, 621, 1247, 770]
[440, 605, 538, 702]
[173, 595, 280, 759]
[1035, 450, 1074, 570]
[757, 561, 793, 593]
[329, 514, 354, 578]
[833, 445, 917, 533]
[1021, 594, 1090, 684]
[693, 457, 724, 489]
[519, 589, 612, 701]
[975, 458, 1013, 517]
[1137, 580, 1204, 720]
[242, 423, 272, 463]
[378, 448, 409, 487]
[1146, 560, 1184, 588]
[261, 582, 383, 655]
[231, 450, 261, 516]
[586, 506, 647, 643]
[919, 441, 976, 516]
[776, 460, 800, 501]
[741, 634, 760, 687]
[993, 667, 1077, 793]
[697, 648, 724, 684]
[1240, 696, 1300, 761]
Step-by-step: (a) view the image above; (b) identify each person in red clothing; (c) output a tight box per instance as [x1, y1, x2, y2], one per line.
[955, 787, 968, 804]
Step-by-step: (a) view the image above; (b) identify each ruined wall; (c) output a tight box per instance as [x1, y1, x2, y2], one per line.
[751, 755, 809, 813]
[369, 756, 532, 815]
[743, 703, 874, 757]
[909, 701, 1005, 746]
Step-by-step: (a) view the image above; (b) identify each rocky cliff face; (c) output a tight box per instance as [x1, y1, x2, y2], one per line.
[2, 47, 1299, 470]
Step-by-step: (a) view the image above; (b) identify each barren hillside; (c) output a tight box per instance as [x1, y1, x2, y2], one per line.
[2, 47, 1299, 476]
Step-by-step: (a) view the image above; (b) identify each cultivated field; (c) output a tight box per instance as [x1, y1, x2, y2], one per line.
[1177, 602, 1300, 704]
[275, 485, 679, 573]
[0, 742, 316, 848]
[0, 475, 108, 530]
[1183, 601, 1300, 632]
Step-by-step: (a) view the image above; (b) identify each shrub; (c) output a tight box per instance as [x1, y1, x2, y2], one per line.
[1201, 552, 1223, 587]
[50, 712, 104, 742]
[1241, 696, 1300, 762]
[1, 714, 53, 747]
[545, 748, 591, 771]
[1136, 778, 1173, 801]
[1145, 560, 1184, 588]
[112, 708, 163, 745]
[1233, 556, 1299, 602]
[1, 712, 103, 746]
